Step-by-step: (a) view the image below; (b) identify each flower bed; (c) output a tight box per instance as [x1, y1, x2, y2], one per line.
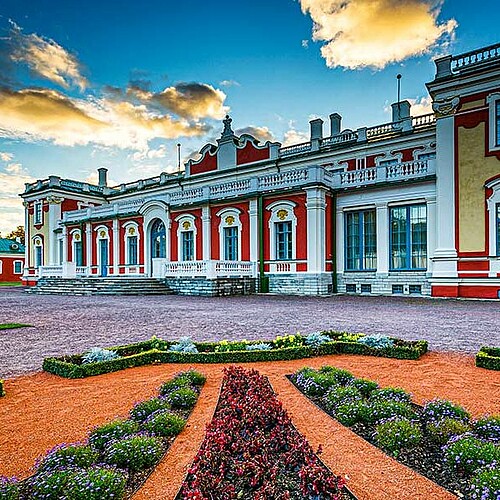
[177, 366, 349, 499]
[476, 346, 500, 371]
[0, 370, 205, 500]
[290, 366, 500, 500]
[43, 332, 428, 379]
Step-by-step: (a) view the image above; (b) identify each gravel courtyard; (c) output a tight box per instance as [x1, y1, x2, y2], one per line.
[1, 287, 499, 378]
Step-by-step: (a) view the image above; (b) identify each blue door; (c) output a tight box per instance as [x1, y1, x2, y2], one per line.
[99, 239, 108, 276]
[151, 219, 166, 258]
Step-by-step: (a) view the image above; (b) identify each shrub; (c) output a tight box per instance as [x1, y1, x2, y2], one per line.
[246, 343, 272, 351]
[0, 477, 20, 500]
[0, 380, 5, 397]
[426, 417, 471, 445]
[215, 340, 248, 352]
[143, 410, 186, 437]
[470, 466, 500, 500]
[363, 400, 417, 425]
[130, 397, 170, 422]
[304, 332, 330, 349]
[166, 387, 198, 410]
[159, 377, 191, 396]
[323, 385, 362, 411]
[370, 387, 412, 404]
[65, 466, 127, 500]
[36, 443, 98, 473]
[168, 337, 198, 354]
[351, 378, 379, 397]
[318, 367, 355, 386]
[375, 417, 422, 455]
[294, 372, 324, 397]
[82, 347, 118, 364]
[181, 369, 206, 387]
[422, 399, 470, 425]
[104, 435, 163, 472]
[476, 347, 500, 371]
[88, 419, 140, 450]
[358, 334, 394, 349]
[473, 416, 500, 443]
[444, 435, 500, 476]
[334, 400, 370, 426]
[28, 470, 69, 499]
[273, 334, 304, 349]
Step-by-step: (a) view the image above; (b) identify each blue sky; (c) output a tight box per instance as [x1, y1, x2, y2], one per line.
[0, 0, 498, 234]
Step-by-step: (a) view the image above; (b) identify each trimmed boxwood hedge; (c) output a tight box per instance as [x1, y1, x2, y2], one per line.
[0, 379, 5, 397]
[475, 346, 500, 371]
[43, 333, 428, 379]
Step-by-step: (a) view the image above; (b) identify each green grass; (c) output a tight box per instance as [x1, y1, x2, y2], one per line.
[0, 282, 23, 287]
[0, 323, 32, 330]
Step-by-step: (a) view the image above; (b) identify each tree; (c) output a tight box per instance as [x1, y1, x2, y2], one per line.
[6, 226, 25, 244]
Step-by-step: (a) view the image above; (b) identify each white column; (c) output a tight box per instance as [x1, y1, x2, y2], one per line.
[47, 201, 61, 265]
[249, 199, 258, 263]
[202, 205, 211, 261]
[85, 221, 92, 273]
[62, 226, 68, 263]
[336, 207, 344, 273]
[376, 203, 389, 275]
[112, 219, 119, 275]
[23, 202, 30, 273]
[426, 197, 437, 276]
[305, 187, 327, 273]
[433, 115, 458, 278]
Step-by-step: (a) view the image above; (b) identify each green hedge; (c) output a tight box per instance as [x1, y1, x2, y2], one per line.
[43, 335, 428, 379]
[0, 380, 5, 397]
[476, 346, 500, 371]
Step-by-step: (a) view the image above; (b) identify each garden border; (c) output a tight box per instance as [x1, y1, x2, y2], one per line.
[475, 346, 500, 371]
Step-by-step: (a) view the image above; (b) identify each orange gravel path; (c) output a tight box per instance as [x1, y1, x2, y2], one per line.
[1, 352, 499, 500]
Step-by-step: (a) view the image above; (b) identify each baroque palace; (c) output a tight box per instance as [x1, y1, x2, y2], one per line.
[21, 42, 500, 298]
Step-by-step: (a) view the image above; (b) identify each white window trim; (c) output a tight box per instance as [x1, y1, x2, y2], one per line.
[33, 236, 43, 268]
[95, 225, 110, 270]
[0, 260, 2, 274]
[70, 229, 82, 265]
[486, 178, 500, 257]
[123, 222, 140, 266]
[175, 214, 197, 261]
[486, 92, 500, 152]
[216, 208, 242, 261]
[267, 201, 297, 261]
[13, 260, 23, 274]
[34, 201, 43, 225]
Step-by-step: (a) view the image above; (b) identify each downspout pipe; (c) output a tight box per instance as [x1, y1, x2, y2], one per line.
[258, 195, 269, 293]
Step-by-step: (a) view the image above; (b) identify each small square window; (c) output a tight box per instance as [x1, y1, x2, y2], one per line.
[346, 283, 357, 293]
[360, 284, 372, 294]
[14, 261, 23, 274]
[392, 284, 404, 294]
[409, 284, 422, 295]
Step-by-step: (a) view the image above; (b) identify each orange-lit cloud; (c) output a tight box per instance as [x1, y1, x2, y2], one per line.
[0, 87, 209, 151]
[282, 128, 309, 146]
[299, 0, 457, 69]
[236, 126, 274, 143]
[10, 23, 88, 90]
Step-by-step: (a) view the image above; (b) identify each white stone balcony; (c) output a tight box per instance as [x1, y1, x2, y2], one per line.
[162, 260, 257, 279]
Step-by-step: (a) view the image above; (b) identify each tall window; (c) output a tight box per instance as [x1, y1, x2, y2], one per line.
[34, 202, 43, 225]
[345, 210, 376, 271]
[74, 241, 83, 266]
[14, 261, 23, 274]
[151, 219, 166, 258]
[496, 203, 500, 256]
[275, 221, 292, 260]
[127, 236, 138, 265]
[182, 231, 194, 261]
[224, 227, 238, 261]
[34, 240, 43, 268]
[390, 204, 427, 270]
[496, 101, 500, 147]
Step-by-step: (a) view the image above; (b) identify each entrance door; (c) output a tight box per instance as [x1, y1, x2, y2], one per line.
[99, 239, 108, 277]
[150, 219, 166, 276]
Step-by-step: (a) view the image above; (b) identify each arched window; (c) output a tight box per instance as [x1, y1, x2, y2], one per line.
[267, 201, 297, 261]
[150, 219, 166, 258]
[175, 214, 197, 261]
[95, 226, 109, 276]
[217, 208, 242, 261]
[33, 236, 43, 268]
[71, 229, 83, 266]
[124, 222, 140, 265]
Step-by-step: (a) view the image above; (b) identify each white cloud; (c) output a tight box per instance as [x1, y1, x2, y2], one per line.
[130, 144, 168, 162]
[10, 22, 88, 90]
[235, 126, 275, 143]
[219, 80, 241, 87]
[302, 39, 309, 49]
[408, 96, 433, 115]
[299, 0, 457, 70]
[0, 152, 14, 162]
[282, 128, 309, 146]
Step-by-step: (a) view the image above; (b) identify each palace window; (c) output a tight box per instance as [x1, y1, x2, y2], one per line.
[496, 203, 500, 256]
[124, 224, 140, 266]
[344, 209, 376, 271]
[217, 208, 242, 261]
[127, 236, 138, 265]
[496, 101, 500, 147]
[181, 231, 194, 261]
[14, 261, 23, 274]
[486, 93, 500, 151]
[224, 227, 238, 261]
[276, 221, 293, 260]
[390, 204, 427, 270]
[34, 202, 43, 225]
[267, 201, 297, 262]
[34, 238, 43, 268]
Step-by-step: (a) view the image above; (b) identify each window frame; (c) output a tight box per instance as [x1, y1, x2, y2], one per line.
[217, 208, 242, 262]
[267, 201, 297, 262]
[34, 201, 43, 225]
[486, 93, 500, 152]
[275, 221, 293, 261]
[176, 214, 197, 262]
[344, 209, 377, 271]
[389, 203, 427, 271]
[181, 230, 195, 261]
[13, 260, 23, 274]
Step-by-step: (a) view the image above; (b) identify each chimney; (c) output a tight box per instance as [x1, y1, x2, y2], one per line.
[329, 113, 342, 136]
[309, 118, 324, 141]
[97, 167, 108, 188]
[391, 100, 411, 123]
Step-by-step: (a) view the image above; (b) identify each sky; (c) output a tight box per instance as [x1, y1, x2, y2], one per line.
[0, 0, 498, 235]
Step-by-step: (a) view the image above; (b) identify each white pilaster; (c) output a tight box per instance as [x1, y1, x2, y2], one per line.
[305, 187, 327, 273]
[432, 115, 458, 277]
[426, 197, 437, 275]
[47, 201, 61, 265]
[202, 205, 211, 261]
[85, 222, 92, 271]
[23, 202, 30, 272]
[375, 203, 389, 275]
[249, 199, 258, 263]
[336, 208, 344, 273]
[62, 226, 68, 264]
[112, 219, 119, 275]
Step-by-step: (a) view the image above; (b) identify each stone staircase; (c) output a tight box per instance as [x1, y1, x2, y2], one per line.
[27, 277, 173, 296]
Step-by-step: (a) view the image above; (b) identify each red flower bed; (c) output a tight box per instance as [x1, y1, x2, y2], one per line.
[178, 366, 346, 499]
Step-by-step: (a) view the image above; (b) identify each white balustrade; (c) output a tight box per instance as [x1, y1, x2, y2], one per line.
[320, 131, 358, 147]
[258, 168, 309, 190]
[164, 260, 256, 278]
[38, 265, 64, 277]
[451, 43, 500, 73]
[412, 113, 436, 128]
[279, 142, 312, 157]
